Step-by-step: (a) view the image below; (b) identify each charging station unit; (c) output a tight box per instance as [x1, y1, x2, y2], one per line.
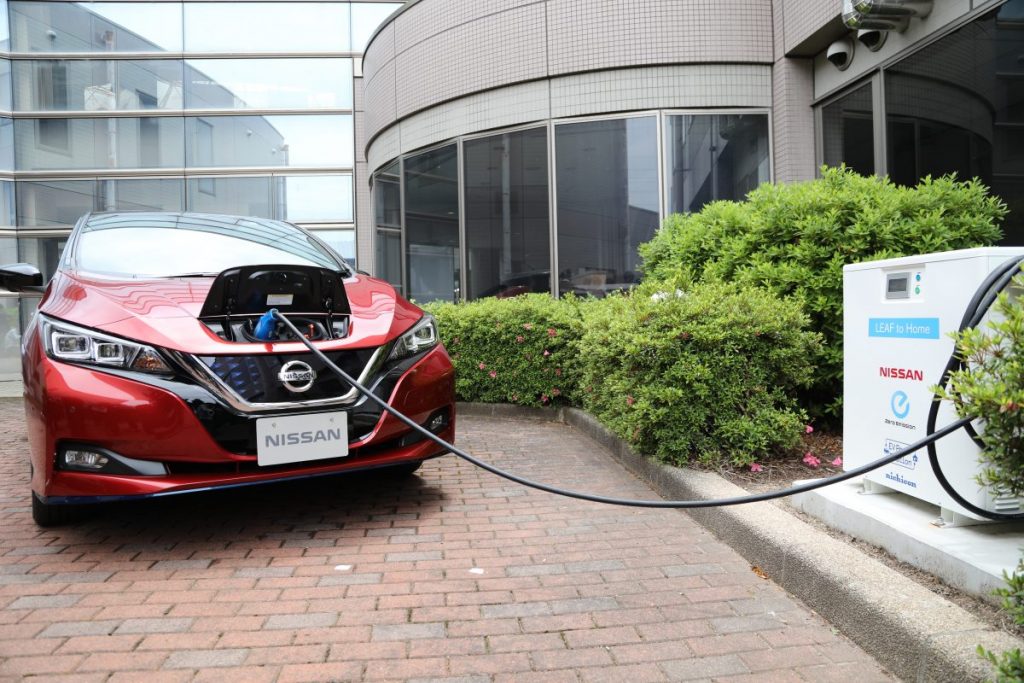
[843, 247, 1024, 526]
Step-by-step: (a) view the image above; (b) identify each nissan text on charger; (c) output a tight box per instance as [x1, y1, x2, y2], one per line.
[17, 212, 455, 526]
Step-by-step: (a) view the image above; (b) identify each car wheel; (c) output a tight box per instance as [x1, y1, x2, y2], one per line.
[382, 460, 424, 477]
[31, 492, 80, 527]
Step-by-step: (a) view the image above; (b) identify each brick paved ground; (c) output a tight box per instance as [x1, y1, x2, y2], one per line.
[0, 401, 893, 682]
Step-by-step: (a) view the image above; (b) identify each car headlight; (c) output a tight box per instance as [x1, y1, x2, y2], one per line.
[388, 315, 439, 361]
[41, 316, 172, 375]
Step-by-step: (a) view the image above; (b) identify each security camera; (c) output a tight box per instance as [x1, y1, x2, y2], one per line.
[857, 28, 887, 52]
[826, 37, 855, 71]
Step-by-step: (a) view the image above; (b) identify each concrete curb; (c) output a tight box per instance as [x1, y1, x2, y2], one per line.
[458, 402, 1024, 683]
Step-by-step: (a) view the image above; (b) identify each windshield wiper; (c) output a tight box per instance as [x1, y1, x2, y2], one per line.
[155, 272, 219, 278]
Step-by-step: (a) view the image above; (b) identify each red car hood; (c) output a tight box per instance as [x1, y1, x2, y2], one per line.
[38, 270, 423, 355]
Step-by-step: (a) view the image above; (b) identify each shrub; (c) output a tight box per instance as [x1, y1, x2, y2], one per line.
[575, 281, 821, 467]
[640, 167, 1006, 418]
[424, 294, 582, 407]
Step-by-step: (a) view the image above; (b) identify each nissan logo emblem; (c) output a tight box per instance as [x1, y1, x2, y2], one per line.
[278, 360, 317, 393]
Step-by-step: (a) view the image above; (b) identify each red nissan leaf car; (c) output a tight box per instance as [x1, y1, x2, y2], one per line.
[17, 212, 455, 526]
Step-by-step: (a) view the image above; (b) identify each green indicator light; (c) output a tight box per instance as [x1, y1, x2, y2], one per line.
[915, 286, 921, 295]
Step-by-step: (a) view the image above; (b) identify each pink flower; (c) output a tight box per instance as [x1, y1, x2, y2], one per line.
[750, 463, 763, 473]
[547, 328, 557, 338]
[551, 388, 561, 396]
[515, 335, 525, 343]
[522, 323, 534, 330]
[452, 337, 460, 345]
[831, 456, 843, 468]
[478, 362, 486, 370]
[802, 452, 821, 468]
[626, 395, 635, 406]
[488, 370, 497, 379]
[554, 368, 562, 377]
[541, 394, 549, 404]
[805, 425, 814, 434]
[511, 393, 519, 402]
[543, 349, 550, 357]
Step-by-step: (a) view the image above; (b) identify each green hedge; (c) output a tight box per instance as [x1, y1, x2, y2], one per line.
[427, 282, 819, 467]
[640, 167, 1006, 418]
[576, 282, 820, 467]
[424, 294, 582, 407]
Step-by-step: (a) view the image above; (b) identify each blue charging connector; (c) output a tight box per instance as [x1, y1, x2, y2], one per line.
[253, 308, 279, 340]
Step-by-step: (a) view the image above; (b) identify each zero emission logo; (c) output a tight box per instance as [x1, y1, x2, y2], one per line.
[890, 390, 910, 419]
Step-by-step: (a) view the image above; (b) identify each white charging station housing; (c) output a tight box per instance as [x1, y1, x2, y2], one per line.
[843, 247, 1024, 525]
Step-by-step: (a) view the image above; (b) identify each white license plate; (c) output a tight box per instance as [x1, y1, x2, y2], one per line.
[256, 411, 349, 467]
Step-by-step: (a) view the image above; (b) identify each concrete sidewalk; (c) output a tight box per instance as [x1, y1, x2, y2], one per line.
[0, 401, 891, 681]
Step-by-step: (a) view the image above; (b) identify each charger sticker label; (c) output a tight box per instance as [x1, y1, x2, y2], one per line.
[267, 294, 294, 306]
[868, 318, 940, 339]
[884, 438, 916, 470]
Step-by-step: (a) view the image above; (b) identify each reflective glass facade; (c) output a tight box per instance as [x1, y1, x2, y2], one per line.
[0, 0, 402, 378]
[819, 0, 1024, 243]
[373, 112, 771, 302]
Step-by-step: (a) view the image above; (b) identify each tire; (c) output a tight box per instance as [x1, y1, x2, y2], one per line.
[31, 492, 80, 527]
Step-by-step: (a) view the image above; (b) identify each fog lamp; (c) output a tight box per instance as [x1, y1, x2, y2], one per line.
[63, 449, 109, 471]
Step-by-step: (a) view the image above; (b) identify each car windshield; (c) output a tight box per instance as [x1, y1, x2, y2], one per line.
[73, 213, 348, 278]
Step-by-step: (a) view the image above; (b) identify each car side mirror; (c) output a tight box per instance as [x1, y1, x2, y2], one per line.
[0, 263, 43, 291]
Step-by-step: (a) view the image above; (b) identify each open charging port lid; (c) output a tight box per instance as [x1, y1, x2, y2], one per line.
[199, 264, 352, 318]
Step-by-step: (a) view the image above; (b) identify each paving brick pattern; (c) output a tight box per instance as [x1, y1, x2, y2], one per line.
[0, 402, 893, 682]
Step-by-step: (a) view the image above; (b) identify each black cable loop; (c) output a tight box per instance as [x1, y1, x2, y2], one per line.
[925, 255, 1024, 520]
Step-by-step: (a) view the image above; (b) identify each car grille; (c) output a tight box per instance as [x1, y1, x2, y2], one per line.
[197, 349, 377, 405]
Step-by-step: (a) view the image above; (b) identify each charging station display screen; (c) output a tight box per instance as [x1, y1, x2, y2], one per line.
[886, 273, 910, 299]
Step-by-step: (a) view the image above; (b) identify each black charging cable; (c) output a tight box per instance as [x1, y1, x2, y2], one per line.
[273, 310, 973, 509]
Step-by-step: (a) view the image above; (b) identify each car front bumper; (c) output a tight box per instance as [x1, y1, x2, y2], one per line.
[24, 340, 455, 503]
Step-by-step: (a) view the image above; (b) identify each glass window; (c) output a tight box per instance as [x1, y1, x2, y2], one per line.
[665, 114, 770, 215]
[0, 60, 11, 112]
[404, 145, 459, 303]
[16, 178, 185, 228]
[185, 115, 353, 169]
[0, 117, 12, 171]
[185, 59, 353, 111]
[314, 229, 355, 266]
[374, 159, 400, 228]
[18, 235, 68, 282]
[555, 116, 658, 296]
[184, 3, 350, 53]
[0, 0, 9, 52]
[15, 117, 184, 171]
[464, 127, 550, 299]
[883, 1, 1023, 242]
[13, 60, 183, 112]
[10, 2, 183, 52]
[0, 181, 13, 230]
[376, 229, 402, 290]
[274, 175, 352, 223]
[352, 3, 402, 52]
[186, 176, 272, 218]
[821, 83, 874, 176]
